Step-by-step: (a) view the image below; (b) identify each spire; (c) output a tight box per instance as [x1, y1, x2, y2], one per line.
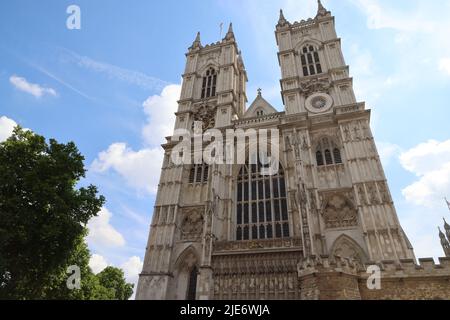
[277, 9, 289, 27]
[317, 0, 330, 17]
[439, 227, 447, 239]
[444, 218, 450, 231]
[190, 32, 201, 50]
[224, 23, 235, 41]
[439, 227, 450, 257]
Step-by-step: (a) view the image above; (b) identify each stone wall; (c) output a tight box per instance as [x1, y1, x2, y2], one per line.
[358, 258, 450, 300]
[297, 255, 450, 300]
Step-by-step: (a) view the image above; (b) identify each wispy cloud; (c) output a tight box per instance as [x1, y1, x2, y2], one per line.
[9, 75, 57, 98]
[30, 63, 96, 101]
[60, 47, 169, 92]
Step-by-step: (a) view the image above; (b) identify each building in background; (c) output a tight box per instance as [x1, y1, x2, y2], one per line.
[439, 199, 450, 257]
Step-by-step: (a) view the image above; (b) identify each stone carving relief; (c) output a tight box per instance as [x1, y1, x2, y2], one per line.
[331, 235, 366, 265]
[180, 207, 204, 241]
[300, 77, 331, 96]
[341, 121, 372, 143]
[366, 183, 380, 205]
[287, 131, 310, 159]
[377, 181, 392, 204]
[192, 104, 216, 130]
[357, 184, 368, 206]
[321, 193, 358, 229]
[212, 253, 299, 300]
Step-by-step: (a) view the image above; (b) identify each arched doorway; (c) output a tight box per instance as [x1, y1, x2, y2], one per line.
[170, 246, 200, 300]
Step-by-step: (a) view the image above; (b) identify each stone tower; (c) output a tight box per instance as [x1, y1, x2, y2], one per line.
[136, 1, 416, 300]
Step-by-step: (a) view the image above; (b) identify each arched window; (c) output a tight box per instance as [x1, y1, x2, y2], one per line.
[325, 149, 333, 165]
[201, 68, 217, 99]
[316, 151, 324, 166]
[189, 164, 209, 184]
[333, 148, 342, 164]
[186, 266, 198, 300]
[236, 157, 289, 240]
[256, 109, 264, 117]
[316, 137, 343, 166]
[300, 45, 322, 76]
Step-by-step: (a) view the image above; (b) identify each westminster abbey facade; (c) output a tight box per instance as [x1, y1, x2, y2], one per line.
[136, 1, 450, 300]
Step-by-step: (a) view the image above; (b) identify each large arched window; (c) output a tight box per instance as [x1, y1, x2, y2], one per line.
[186, 266, 198, 300]
[315, 137, 343, 167]
[201, 68, 217, 99]
[300, 45, 322, 76]
[236, 159, 289, 241]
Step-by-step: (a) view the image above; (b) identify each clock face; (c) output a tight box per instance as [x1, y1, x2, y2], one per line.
[305, 93, 333, 113]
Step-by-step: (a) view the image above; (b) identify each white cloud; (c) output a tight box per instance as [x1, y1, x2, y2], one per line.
[92, 84, 180, 195]
[400, 140, 450, 207]
[121, 256, 143, 299]
[376, 142, 402, 167]
[351, 0, 433, 32]
[0, 116, 17, 142]
[121, 256, 143, 285]
[89, 254, 109, 274]
[91, 143, 164, 195]
[9, 75, 57, 98]
[87, 207, 126, 248]
[142, 84, 180, 146]
[439, 58, 450, 76]
[351, 0, 450, 83]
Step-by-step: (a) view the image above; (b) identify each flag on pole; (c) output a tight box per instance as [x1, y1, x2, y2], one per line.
[446, 198, 450, 211]
[219, 22, 224, 38]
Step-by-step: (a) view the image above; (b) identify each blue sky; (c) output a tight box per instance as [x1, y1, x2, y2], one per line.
[1, 0, 450, 293]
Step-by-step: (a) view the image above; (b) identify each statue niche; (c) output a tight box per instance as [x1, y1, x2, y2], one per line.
[180, 208, 204, 241]
[322, 194, 357, 229]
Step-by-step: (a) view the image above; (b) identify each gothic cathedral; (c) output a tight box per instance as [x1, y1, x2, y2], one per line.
[136, 2, 450, 301]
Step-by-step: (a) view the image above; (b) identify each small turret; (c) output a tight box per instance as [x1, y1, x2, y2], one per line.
[223, 23, 235, 41]
[277, 9, 289, 28]
[316, 0, 331, 17]
[189, 32, 202, 50]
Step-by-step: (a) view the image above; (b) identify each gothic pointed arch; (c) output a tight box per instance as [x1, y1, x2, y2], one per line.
[330, 234, 367, 264]
[173, 245, 200, 271]
[170, 245, 200, 300]
[294, 37, 322, 52]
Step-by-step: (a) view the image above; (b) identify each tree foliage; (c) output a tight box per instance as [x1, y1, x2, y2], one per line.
[0, 127, 133, 300]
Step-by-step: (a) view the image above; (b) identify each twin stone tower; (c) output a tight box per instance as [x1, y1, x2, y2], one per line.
[136, 2, 450, 300]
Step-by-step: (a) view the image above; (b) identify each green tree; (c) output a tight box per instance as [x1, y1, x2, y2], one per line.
[44, 231, 115, 300]
[97, 267, 134, 300]
[0, 127, 105, 299]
